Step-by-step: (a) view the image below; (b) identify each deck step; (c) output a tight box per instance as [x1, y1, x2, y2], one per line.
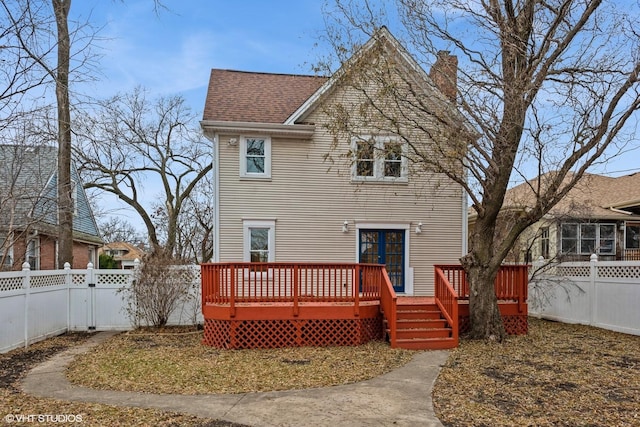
[395, 337, 458, 350]
[386, 299, 457, 350]
[395, 309, 443, 320]
[396, 318, 448, 329]
[395, 327, 451, 339]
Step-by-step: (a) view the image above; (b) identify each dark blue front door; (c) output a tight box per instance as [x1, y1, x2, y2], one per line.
[359, 229, 405, 293]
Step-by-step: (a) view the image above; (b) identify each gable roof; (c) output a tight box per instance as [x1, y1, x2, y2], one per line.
[100, 241, 145, 262]
[503, 172, 640, 221]
[203, 70, 327, 123]
[202, 26, 466, 136]
[284, 26, 465, 127]
[0, 144, 102, 242]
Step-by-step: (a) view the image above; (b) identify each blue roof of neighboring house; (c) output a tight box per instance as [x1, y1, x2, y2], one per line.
[0, 144, 102, 242]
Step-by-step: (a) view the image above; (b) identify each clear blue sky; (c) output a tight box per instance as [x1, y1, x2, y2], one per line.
[72, 0, 328, 116]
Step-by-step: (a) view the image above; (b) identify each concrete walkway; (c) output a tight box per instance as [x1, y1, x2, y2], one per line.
[22, 332, 447, 427]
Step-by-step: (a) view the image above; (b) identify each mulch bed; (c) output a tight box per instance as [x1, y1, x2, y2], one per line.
[432, 317, 640, 426]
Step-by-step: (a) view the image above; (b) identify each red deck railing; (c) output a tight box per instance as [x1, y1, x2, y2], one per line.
[201, 262, 385, 317]
[434, 267, 459, 345]
[435, 264, 529, 313]
[379, 268, 397, 346]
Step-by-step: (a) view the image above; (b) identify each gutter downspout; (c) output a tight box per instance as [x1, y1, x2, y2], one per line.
[608, 207, 632, 215]
[213, 133, 220, 262]
[462, 192, 468, 257]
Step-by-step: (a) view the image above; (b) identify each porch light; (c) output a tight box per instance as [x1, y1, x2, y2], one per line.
[342, 220, 349, 233]
[415, 222, 422, 234]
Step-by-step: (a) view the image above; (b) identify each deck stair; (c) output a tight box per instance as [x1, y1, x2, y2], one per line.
[388, 298, 458, 350]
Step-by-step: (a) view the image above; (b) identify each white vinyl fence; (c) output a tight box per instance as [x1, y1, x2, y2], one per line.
[0, 263, 202, 353]
[529, 255, 640, 336]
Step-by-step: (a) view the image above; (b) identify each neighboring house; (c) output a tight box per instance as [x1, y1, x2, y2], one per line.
[99, 241, 145, 269]
[480, 172, 640, 263]
[200, 27, 467, 296]
[0, 144, 102, 270]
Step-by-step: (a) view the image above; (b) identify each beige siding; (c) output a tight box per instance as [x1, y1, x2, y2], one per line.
[217, 106, 464, 297]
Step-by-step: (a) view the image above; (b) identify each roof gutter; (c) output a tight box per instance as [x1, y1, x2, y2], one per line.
[200, 120, 315, 140]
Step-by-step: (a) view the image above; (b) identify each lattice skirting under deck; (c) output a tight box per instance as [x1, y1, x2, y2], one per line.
[458, 314, 528, 335]
[203, 316, 383, 349]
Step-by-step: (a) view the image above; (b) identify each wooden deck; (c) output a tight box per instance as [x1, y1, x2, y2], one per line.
[201, 263, 529, 350]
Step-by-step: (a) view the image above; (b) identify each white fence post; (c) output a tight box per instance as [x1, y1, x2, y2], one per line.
[87, 262, 96, 331]
[589, 254, 598, 326]
[22, 262, 31, 348]
[65, 262, 72, 330]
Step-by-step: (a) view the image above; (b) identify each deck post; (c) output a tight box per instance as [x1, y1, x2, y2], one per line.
[293, 265, 299, 317]
[353, 264, 360, 317]
[229, 264, 236, 318]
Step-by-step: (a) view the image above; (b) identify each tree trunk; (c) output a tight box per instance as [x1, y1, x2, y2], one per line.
[465, 262, 506, 341]
[53, 0, 73, 268]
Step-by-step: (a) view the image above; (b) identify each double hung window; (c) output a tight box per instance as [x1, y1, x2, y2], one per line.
[240, 137, 271, 179]
[243, 220, 275, 262]
[353, 136, 407, 182]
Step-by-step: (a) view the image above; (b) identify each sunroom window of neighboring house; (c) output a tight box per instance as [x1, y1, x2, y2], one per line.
[243, 220, 275, 262]
[561, 223, 616, 255]
[353, 136, 407, 182]
[240, 136, 271, 179]
[626, 223, 640, 249]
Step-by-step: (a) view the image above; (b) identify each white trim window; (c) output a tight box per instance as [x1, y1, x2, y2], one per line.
[240, 136, 271, 179]
[626, 223, 640, 249]
[352, 136, 407, 182]
[243, 220, 276, 262]
[0, 233, 13, 269]
[26, 238, 40, 270]
[561, 223, 616, 255]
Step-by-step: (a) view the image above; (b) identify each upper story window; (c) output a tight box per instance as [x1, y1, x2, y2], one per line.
[240, 136, 271, 179]
[561, 223, 616, 255]
[352, 136, 407, 183]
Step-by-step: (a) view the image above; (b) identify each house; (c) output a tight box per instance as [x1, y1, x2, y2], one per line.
[199, 28, 528, 350]
[201, 28, 467, 296]
[99, 241, 145, 269]
[0, 144, 102, 270]
[485, 172, 640, 263]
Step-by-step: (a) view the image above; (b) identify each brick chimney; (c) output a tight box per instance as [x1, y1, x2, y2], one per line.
[429, 51, 458, 101]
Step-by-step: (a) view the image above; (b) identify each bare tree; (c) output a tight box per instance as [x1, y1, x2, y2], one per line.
[0, 2, 52, 133]
[321, 0, 640, 340]
[98, 216, 145, 245]
[74, 87, 213, 257]
[1, 0, 100, 268]
[151, 174, 214, 263]
[51, 0, 73, 268]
